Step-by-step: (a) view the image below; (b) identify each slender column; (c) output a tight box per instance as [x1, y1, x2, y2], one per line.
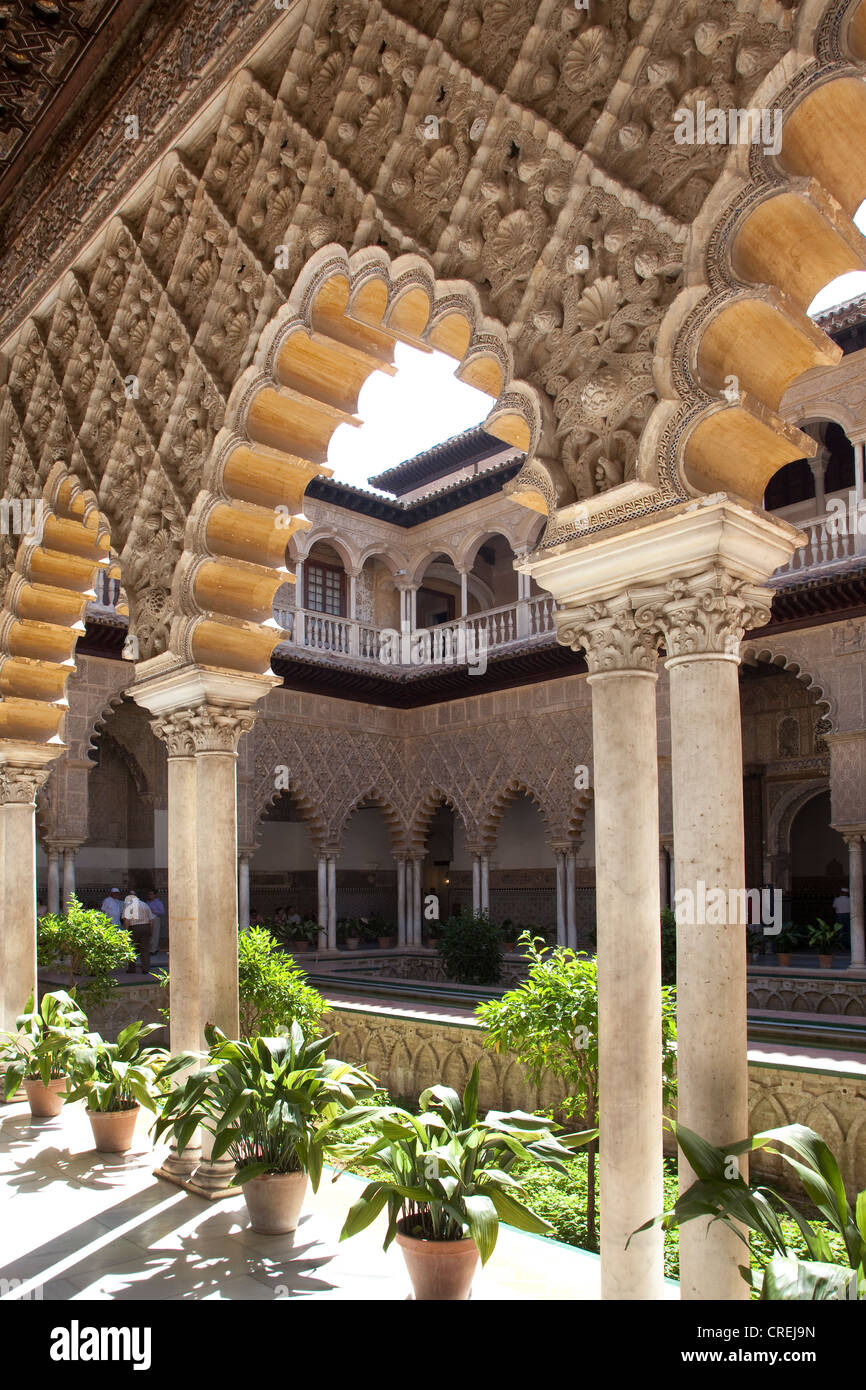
[459, 569, 469, 618]
[555, 851, 566, 946]
[397, 857, 407, 945]
[46, 847, 61, 915]
[412, 854, 423, 946]
[566, 849, 578, 950]
[810, 449, 827, 516]
[653, 570, 774, 1301]
[408, 586, 418, 633]
[238, 854, 251, 931]
[62, 846, 77, 908]
[472, 854, 481, 916]
[855, 442, 865, 508]
[480, 854, 490, 916]
[327, 856, 337, 949]
[0, 758, 53, 1044]
[559, 599, 664, 1300]
[317, 855, 328, 950]
[846, 834, 866, 969]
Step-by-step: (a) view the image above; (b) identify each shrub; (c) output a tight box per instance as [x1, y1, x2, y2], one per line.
[436, 910, 502, 985]
[477, 932, 678, 1247]
[238, 926, 325, 1037]
[661, 906, 676, 987]
[155, 925, 326, 1040]
[37, 896, 136, 1007]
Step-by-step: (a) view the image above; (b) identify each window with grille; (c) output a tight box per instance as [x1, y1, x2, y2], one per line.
[305, 562, 345, 616]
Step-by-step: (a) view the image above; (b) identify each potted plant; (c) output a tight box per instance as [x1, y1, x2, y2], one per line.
[153, 1022, 376, 1234]
[345, 918, 362, 950]
[746, 924, 765, 961]
[337, 1063, 595, 1300]
[1, 990, 89, 1117]
[808, 918, 841, 969]
[288, 919, 318, 954]
[375, 919, 397, 949]
[64, 1021, 170, 1153]
[773, 922, 800, 968]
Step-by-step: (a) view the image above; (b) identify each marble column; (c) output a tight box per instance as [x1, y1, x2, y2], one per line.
[555, 850, 566, 946]
[412, 854, 423, 945]
[46, 846, 61, 915]
[566, 849, 578, 950]
[654, 569, 774, 1302]
[472, 854, 482, 916]
[480, 854, 490, 916]
[459, 569, 469, 618]
[397, 857, 407, 945]
[238, 854, 251, 931]
[134, 663, 272, 1196]
[845, 834, 866, 969]
[0, 755, 54, 1044]
[62, 845, 77, 909]
[317, 854, 328, 948]
[559, 599, 664, 1301]
[327, 856, 337, 949]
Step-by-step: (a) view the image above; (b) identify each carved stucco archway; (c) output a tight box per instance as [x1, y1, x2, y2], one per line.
[741, 643, 837, 729]
[508, 2, 866, 546]
[766, 776, 830, 863]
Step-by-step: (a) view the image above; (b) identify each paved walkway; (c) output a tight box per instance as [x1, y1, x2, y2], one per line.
[0, 1100, 674, 1301]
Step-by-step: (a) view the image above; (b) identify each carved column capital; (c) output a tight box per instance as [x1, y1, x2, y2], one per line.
[150, 702, 257, 757]
[557, 595, 660, 675]
[633, 566, 773, 663]
[0, 764, 52, 805]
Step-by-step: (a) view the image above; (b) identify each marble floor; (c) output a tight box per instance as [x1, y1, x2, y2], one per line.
[0, 1099, 678, 1302]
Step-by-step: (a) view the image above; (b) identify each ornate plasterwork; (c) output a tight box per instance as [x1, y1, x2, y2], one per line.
[0, 765, 52, 805]
[634, 568, 774, 660]
[150, 703, 257, 757]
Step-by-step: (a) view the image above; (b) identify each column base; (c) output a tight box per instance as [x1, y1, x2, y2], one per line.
[154, 1154, 238, 1201]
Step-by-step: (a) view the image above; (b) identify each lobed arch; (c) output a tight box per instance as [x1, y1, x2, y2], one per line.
[565, 789, 594, 846]
[740, 645, 837, 730]
[407, 787, 472, 855]
[170, 243, 541, 677]
[508, 0, 866, 540]
[408, 545, 462, 587]
[255, 780, 328, 858]
[477, 779, 555, 855]
[0, 462, 110, 745]
[291, 527, 359, 575]
[333, 787, 406, 857]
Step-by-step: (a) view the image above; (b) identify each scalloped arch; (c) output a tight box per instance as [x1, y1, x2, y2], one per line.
[408, 786, 472, 852]
[478, 778, 555, 853]
[0, 462, 110, 745]
[335, 786, 406, 855]
[740, 644, 837, 728]
[255, 781, 328, 857]
[170, 244, 541, 677]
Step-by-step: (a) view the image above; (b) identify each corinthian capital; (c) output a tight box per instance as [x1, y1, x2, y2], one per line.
[0, 765, 52, 805]
[633, 566, 773, 661]
[150, 702, 257, 756]
[557, 596, 660, 675]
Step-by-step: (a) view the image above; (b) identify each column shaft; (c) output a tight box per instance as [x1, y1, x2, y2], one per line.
[848, 836, 865, 969]
[555, 851, 566, 946]
[1, 804, 38, 1031]
[566, 850, 577, 950]
[668, 654, 750, 1301]
[397, 858, 407, 945]
[47, 849, 61, 915]
[413, 857, 423, 945]
[327, 857, 337, 949]
[589, 668, 664, 1300]
[62, 847, 76, 908]
[480, 855, 490, 916]
[238, 855, 250, 931]
[472, 855, 481, 916]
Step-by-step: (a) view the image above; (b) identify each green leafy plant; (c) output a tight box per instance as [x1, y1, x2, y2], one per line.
[476, 932, 677, 1248]
[774, 922, 801, 954]
[156, 926, 325, 1040]
[37, 896, 136, 1007]
[152, 1022, 376, 1187]
[0, 990, 89, 1098]
[633, 1120, 866, 1300]
[337, 1063, 595, 1264]
[65, 1021, 169, 1113]
[807, 918, 842, 953]
[436, 910, 502, 984]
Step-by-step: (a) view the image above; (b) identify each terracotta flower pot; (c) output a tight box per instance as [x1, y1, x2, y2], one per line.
[242, 1171, 308, 1234]
[819, 953, 834, 970]
[776, 952, 791, 967]
[292, 940, 311, 953]
[346, 937, 360, 951]
[24, 1076, 66, 1118]
[87, 1105, 140, 1153]
[395, 1217, 479, 1301]
[378, 937, 396, 949]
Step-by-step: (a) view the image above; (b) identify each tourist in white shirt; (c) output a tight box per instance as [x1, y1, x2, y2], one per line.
[100, 888, 123, 925]
[122, 892, 154, 974]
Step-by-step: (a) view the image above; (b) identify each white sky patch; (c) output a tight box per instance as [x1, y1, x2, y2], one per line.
[326, 341, 494, 494]
[808, 200, 866, 315]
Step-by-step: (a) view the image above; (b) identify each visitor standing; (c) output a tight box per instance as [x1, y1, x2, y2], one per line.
[147, 890, 166, 955]
[100, 887, 123, 925]
[122, 890, 155, 974]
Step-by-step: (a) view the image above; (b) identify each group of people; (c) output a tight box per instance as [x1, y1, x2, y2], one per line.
[272, 906, 302, 926]
[100, 887, 166, 975]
